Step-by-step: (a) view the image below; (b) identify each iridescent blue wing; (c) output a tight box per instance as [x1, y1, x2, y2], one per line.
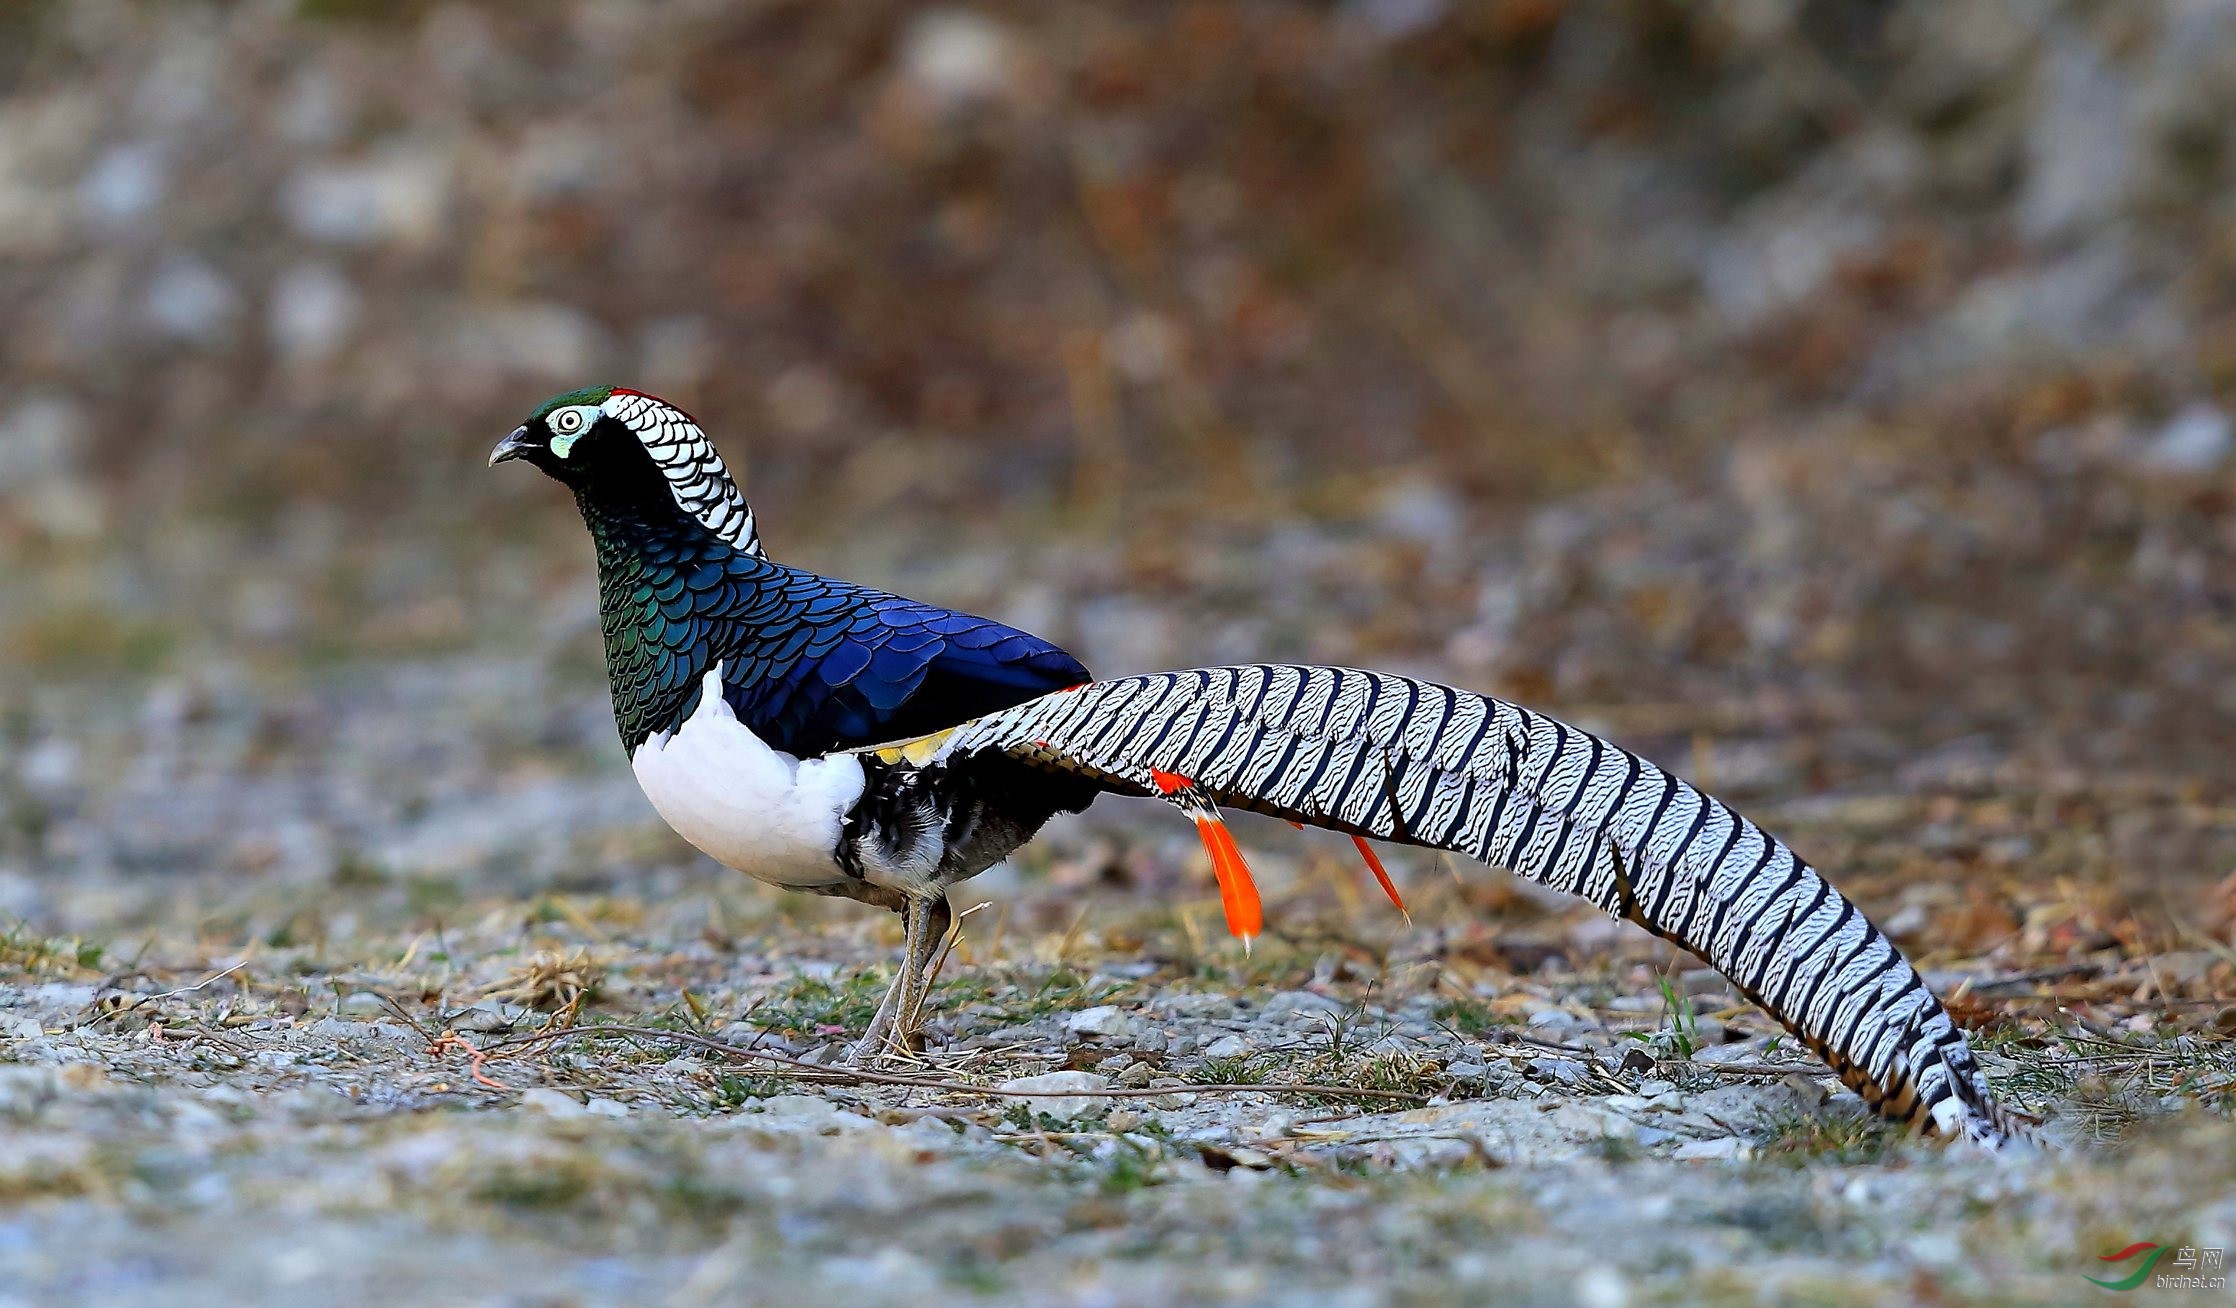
[708, 561, 1089, 757]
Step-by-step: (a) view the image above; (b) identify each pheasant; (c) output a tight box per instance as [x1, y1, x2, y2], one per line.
[491, 386, 2017, 1146]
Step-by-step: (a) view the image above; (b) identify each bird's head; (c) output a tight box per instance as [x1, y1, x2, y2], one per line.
[490, 386, 763, 557]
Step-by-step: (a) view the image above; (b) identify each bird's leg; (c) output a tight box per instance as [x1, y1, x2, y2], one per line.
[847, 895, 950, 1065]
[849, 910, 913, 1066]
[849, 956, 909, 1066]
[892, 894, 953, 1055]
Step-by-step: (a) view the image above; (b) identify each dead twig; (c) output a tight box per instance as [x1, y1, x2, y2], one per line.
[142, 961, 248, 1001]
[485, 1023, 1430, 1104]
[1671, 1060, 1828, 1079]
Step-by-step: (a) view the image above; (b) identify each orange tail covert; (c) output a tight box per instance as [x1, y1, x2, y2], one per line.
[1194, 815, 1264, 941]
[1350, 835, 1408, 917]
[1149, 768, 1264, 941]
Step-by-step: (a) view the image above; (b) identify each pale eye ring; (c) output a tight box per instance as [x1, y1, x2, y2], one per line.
[553, 408, 586, 435]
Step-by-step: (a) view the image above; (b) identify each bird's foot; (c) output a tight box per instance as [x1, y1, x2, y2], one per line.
[843, 1026, 924, 1068]
[847, 959, 908, 1066]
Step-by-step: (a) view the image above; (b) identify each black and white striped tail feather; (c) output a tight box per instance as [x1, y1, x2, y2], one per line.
[936, 664, 2019, 1147]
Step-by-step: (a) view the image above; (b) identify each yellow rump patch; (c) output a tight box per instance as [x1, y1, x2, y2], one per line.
[868, 728, 956, 766]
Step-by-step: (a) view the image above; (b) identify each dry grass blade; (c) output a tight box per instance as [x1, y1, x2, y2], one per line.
[485, 949, 605, 1012]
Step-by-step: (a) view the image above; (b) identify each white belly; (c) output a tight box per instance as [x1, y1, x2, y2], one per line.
[629, 668, 867, 891]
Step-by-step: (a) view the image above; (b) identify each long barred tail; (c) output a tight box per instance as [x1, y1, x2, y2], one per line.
[932, 664, 2017, 1146]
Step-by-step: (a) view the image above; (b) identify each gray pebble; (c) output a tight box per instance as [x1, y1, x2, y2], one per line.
[335, 992, 390, 1018]
[1064, 1005, 1135, 1040]
[445, 1004, 516, 1034]
[1527, 1057, 1586, 1086]
[1263, 991, 1345, 1019]
[997, 1072, 1110, 1120]
[520, 1087, 586, 1119]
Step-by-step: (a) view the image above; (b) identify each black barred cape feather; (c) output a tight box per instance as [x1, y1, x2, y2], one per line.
[914, 664, 2017, 1146]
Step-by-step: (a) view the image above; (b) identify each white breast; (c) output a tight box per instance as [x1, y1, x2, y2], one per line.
[629, 668, 867, 891]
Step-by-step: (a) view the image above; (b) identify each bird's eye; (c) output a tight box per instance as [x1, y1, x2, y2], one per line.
[554, 409, 585, 435]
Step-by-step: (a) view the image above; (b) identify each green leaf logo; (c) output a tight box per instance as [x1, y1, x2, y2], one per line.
[2086, 1243, 2168, 1291]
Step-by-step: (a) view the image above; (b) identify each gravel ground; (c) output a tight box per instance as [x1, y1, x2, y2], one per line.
[3, 662, 2232, 1308]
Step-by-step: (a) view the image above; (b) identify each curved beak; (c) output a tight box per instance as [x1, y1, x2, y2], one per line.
[488, 426, 536, 467]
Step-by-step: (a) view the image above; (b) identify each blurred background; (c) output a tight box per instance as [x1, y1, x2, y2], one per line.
[1, 0, 2231, 947]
